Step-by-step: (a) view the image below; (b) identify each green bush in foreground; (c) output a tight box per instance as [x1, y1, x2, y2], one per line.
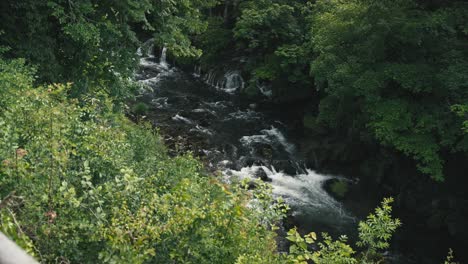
[0, 57, 404, 263]
[284, 198, 401, 264]
[0, 58, 282, 263]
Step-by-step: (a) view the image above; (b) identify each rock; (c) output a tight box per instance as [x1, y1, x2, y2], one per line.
[217, 160, 236, 170]
[255, 167, 272, 182]
[271, 160, 297, 175]
[324, 179, 349, 200]
[258, 145, 274, 161]
[247, 181, 258, 190]
[239, 157, 257, 168]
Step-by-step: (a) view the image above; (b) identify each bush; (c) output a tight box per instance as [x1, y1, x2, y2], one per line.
[0, 57, 403, 263]
[0, 58, 285, 263]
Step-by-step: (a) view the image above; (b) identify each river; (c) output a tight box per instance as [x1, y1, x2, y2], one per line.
[133, 41, 444, 264]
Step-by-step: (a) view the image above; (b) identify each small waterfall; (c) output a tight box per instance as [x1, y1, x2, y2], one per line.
[221, 71, 244, 93]
[136, 41, 175, 90]
[160, 47, 168, 69]
[198, 69, 244, 94]
[193, 66, 202, 77]
[203, 70, 218, 87]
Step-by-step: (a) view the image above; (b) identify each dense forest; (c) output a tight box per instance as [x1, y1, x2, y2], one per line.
[0, 0, 467, 263]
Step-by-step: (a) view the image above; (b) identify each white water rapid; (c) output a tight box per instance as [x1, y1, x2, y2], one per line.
[135, 40, 356, 236]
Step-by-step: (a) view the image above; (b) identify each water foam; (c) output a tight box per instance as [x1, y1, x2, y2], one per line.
[151, 97, 170, 109]
[190, 125, 214, 136]
[261, 127, 296, 156]
[172, 114, 193, 124]
[240, 127, 296, 156]
[225, 166, 354, 223]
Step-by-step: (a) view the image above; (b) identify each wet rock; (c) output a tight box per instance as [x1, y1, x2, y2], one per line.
[255, 167, 272, 182]
[199, 119, 211, 127]
[239, 157, 257, 168]
[271, 160, 297, 175]
[217, 160, 236, 170]
[257, 145, 274, 161]
[247, 181, 259, 190]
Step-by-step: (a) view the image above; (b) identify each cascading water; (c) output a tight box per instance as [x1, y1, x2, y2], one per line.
[160, 47, 168, 69]
[196, 68, 245, 94]
[134, 40, 357, 243]
[136, 40, 175, 92]
[221, 71, 244, 93]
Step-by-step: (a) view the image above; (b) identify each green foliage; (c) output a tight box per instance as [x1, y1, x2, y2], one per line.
[452, 104, 468, 134]
[0, 0, 216, 100]
[285, 228, 317, 263]
[0, 57, 285, 263]
[444, 248, 459, 264]
[0, 54, 405, 264]
[188, 0, 313, 96]
[312, 234, 357, 264]
[147, 0, 218, 58]
[310, 0, 468, 181]
[285, 198, 400, 264]
[234, 0, 298, 51]
[195, 16, 234, 66]
[193, 0, 468, 181]
[357, 198, 401, 262]
[0, 208, 36, 257]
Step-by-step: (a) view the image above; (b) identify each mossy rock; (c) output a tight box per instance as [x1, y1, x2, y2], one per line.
[325, 179, 349, 199]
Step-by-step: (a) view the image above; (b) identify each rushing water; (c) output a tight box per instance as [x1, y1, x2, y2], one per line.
[134, 44, 358, 236]
[133, 44, 433, 264]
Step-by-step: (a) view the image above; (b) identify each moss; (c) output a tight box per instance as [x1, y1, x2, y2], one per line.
[330, 180, 349, 198]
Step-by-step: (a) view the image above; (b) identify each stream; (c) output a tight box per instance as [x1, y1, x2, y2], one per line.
[133, 41, 433, 264]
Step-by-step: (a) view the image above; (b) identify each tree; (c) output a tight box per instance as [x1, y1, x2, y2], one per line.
[0, 0, 217, 99]
[310, 0, 468, 180]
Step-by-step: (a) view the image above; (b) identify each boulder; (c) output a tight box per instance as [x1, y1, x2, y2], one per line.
[255, 167, 272, 182]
